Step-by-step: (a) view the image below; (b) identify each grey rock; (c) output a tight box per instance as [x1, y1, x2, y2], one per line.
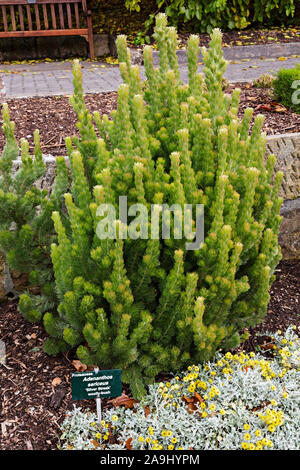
[279, 198, 300, 260]
[93, 35, 110, 57]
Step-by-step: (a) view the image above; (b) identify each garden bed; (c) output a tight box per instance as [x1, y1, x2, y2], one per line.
[0, 259, 299, 450]
[88, 0, 300, 48]
[0, 83, 300, 157]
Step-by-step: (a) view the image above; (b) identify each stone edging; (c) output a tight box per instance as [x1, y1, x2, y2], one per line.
[125, 41, 300, 66]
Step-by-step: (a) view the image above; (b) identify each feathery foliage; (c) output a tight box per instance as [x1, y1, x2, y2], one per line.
[0, 15, 283, 398]
[0, 104, 69, 318]
[43, 15, 282, 397]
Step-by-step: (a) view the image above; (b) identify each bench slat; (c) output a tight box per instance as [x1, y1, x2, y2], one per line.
[26, 4, 33, 30]
[1, 5, 8, 31]
[0, 28, 88, 37]
[42, 4, 49, 29]
[66, 3, 72, 29]
[74, 2, 79, 28]
[50, 3, 56, 29]
[10, 5, 16, 31]
[58, 3, 64, 29]
[0, 0, 83, 4]
[34, 4, 41, 30]
[18, 5, 25, 31]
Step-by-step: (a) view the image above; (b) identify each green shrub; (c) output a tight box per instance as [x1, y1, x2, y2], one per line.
[123, 0, 296, 32]
[0, 105, 69, 320]
[273, 66, 300, 114]
[37, 14, 283, 398]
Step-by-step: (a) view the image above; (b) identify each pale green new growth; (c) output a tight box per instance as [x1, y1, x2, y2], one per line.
[0, 15, 283, 398]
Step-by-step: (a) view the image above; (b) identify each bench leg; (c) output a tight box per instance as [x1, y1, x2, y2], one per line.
[87, 11, 94, 59]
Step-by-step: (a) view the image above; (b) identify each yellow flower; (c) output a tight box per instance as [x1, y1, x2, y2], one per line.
[138, 436, 144, 442]
[241, 442, 248, 450]
[103, 435, 108, 440]
[146, 437, 151, 443]
[112, 415, 118, 421]
[161, 430, 167, 437]
[209, 404, 216, 411]
[95, 432, 101, 439]
[270, 399, 277, 406]
[202, 411, 208, 418]
[220, 409, 226, 416]
[243, 424, 250, 431]
[168, 445, 174, 450]
[167, 430, 172, 437]
[268, 425, 275, 432]
[171, 437, 177, 444]
[255, 430, 262, 437]
[249, 443, 255, 450]
[90, 422, 96, 426]
[244, 433, 251, 441]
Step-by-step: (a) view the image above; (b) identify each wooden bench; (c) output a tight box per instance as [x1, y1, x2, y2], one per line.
[0, 0, 94, 59]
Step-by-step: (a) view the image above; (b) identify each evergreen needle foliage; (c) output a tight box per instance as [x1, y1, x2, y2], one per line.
[0, 104, 69, 319]
[0, 15, 283, 398]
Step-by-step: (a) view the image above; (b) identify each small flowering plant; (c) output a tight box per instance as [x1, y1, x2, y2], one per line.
[59, 326, 300, 450]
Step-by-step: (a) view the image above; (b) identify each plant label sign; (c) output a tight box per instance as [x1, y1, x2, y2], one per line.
[71, 368, 122, 401]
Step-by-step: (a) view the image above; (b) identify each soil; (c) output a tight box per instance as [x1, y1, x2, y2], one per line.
[0, 259, 299, 450]
[0, 83, 299, 157]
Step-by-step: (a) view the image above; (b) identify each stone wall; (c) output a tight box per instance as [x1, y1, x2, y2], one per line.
[0, 133, 299, 299]
[266, 133, 300, 201]
[265, 133, 300, 260]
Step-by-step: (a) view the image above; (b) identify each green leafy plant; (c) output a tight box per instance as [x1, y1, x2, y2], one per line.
[59, 325, 300, 450]
[272, 65, 300, 114]
[153, 0, 296, 32]
[38, 14, 283, 398]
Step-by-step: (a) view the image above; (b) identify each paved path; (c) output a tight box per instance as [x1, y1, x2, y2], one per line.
[1, 45, 299, 98]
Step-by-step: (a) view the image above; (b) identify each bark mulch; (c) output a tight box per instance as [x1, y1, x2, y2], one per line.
[0, 259, 299, 450]
[0, 83, 299, 157]
[175, 27, 300, 51]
